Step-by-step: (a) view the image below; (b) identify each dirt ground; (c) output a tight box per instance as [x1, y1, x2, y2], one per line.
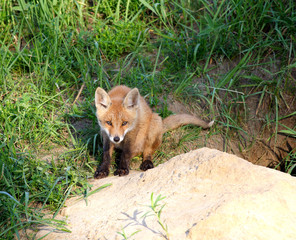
[163, 91, 295, 171]
[159, 59, 296, 174]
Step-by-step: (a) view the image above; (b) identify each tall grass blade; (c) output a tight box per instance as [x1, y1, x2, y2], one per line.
[139, 0, 156, 14]
[216, 52, 252, 89]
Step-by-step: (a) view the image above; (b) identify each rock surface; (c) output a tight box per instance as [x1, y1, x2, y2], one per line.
[37, 148, 296, 240]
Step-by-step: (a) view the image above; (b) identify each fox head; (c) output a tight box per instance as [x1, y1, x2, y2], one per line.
[95, 87, 139, 144]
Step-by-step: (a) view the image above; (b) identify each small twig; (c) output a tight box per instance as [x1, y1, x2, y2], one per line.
[73, 83, 85, 105]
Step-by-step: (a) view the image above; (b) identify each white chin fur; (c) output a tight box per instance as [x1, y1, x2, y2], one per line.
[101, 126, 133, 144]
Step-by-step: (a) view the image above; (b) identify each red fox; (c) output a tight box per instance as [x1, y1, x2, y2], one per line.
[94, 85, 214, 179]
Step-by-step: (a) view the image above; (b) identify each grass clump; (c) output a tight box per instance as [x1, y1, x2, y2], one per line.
[148, 193, 169, 239]
[1, 86, 66, 150]
[161, 0, 296, 72]
[0, 129, 96, 238]
[95, 21, 148, 60]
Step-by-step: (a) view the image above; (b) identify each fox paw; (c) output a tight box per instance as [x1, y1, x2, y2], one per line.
[94, 168, 109, 179]
[140, 160, 154, 171]
[114, 168, 129, 176]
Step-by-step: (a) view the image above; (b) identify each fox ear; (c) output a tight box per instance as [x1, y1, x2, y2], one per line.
[123, 88, 139, 109]
[95, 87, 111, 110]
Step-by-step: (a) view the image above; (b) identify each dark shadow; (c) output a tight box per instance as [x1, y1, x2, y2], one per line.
[120, 210, 167, 239]
[262, 140, 296, 176]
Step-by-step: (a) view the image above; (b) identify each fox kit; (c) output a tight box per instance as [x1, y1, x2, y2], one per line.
[94, 85, 214, 179]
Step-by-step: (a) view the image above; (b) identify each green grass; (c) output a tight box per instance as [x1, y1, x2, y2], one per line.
[1, 0, 296, 238]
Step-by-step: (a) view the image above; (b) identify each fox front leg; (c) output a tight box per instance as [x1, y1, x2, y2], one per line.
[114, 149, 132, 176]
[140, 115, 162, 171]
[94, 140, 113, 179]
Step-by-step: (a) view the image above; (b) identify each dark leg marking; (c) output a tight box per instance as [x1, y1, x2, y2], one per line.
[114, 149, 131, 177]
[94, 142, 112, 179]
[140, 156, 154, 171]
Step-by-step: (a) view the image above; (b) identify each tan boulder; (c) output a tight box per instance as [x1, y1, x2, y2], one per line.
[37, 148, 296, 239]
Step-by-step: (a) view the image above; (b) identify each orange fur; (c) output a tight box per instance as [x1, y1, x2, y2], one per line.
[94, 85, 213, 178]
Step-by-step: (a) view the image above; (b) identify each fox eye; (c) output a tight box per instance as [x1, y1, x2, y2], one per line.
[106, 121, 112, 126]
[122, 121, 128, 126]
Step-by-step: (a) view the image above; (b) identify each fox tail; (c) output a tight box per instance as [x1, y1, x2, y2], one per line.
[162, 114, 214, 134]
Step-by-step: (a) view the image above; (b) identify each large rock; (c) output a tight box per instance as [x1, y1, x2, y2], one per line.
[37, 148, 296, 239]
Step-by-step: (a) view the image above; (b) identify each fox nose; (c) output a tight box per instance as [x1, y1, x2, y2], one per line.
[113, 136, 120, 142]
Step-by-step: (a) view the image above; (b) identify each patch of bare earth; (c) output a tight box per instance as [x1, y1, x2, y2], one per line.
[161, 59, 296, 173]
